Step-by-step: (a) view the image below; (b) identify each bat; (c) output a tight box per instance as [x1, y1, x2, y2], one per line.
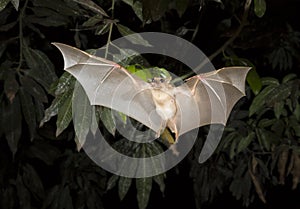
[53, 43, 250, 161]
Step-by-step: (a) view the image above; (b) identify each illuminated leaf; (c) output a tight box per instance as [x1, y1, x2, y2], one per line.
[246, 68, 262, 95]
[118, 177, 132, 200]
[10, 0, 19, 11]
[73, 0, 108, 16]
[40, 90, 72, 127]
[122, 0, 144, 22]
[56, 91, 72, 136]
[136, 177, 152, 209]
[254, 0, 266, 18]
[72, 83, 93, 150]
[0, 0, 10, 12]
[116, 24, 151, 46]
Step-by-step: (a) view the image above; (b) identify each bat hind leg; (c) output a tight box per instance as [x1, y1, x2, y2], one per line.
[167, 119, 179, 142]
[166, 119, 180, 156]
[156, 120, 167, 139]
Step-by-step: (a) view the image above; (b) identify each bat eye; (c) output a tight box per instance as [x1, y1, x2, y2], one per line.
[160, 78, 164, 83]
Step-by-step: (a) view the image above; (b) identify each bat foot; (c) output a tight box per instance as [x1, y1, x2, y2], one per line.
[155, 131, 161, 139]
[170, 144, 180, 156]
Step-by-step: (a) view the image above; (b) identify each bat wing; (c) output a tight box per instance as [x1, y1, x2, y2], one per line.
[53, 43, 163, 133]
[175, 66, 251, 136]
[174, 67, 250, 162]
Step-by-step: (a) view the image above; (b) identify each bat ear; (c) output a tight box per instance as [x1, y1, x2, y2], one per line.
[52, 42, 90, 69]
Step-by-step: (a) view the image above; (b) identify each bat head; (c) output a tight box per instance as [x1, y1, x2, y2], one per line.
[149, 77, 172, 89]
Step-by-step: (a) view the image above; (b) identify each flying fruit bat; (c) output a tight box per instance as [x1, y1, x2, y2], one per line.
[53, 43, 250, 157]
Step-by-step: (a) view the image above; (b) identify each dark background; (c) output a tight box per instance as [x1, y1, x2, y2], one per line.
[1, 0, 300, 209]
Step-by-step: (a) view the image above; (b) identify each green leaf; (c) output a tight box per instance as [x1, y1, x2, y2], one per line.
[122, 0, 144, 22]
[118, 177, 132, 200]
[266, 83, 292, 105]
[73, 0, 108, 16]
[271, 119, 284, 136]
[52, 72, 75, 96]
[30, 6, 60, 17]
[107, 175, 119, 191]
[95, 23, 110, 35]
[229, 137, 238, 159]
[256, 128, 273, 151]
[113, 49, 149, 68]
[144, 143, 166, 174]
[261, 77, 279, 86]
[2, 95, 22, 156]
[40, 90, 72, 127]
[258, 118, 276, 128]
[246, 69, 262, 95]
[23, 46, 57, 92]
[99, 107, 116, 136]
[174, 0, 189, 17]
[130, 69, 152, 82]
[237, 132, 254, 154]
[282, 73, 297, 83]
[268, 47, 293, 70]
[153, 174, 165, 194]
[32, 0, 80, 16]
[26, 14, 70, 27]
[20, 76, 48, 103]
[221, 131, 239, 149]
[116, 24, 152, 47]
[72, 83, 93, 150]
[254, 0, 266, 18]
[136, 177, 152, 209]
[274, 101, 285, 119]
[10, 0, 19, 11]
[294, 103, 300, 121]
[82, 14, 103, 27]
[0, 0, 10, 12]
[56, 91, 73, 136]
[19, 88, 36, 140]
[249, 85, 276, 116]
[4, 70, 19, 103]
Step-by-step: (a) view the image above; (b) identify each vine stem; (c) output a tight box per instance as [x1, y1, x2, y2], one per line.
[179, 0, 252, 81]
[208, 0, 252, 61]
[104, 0, 115, 59]
[16, 0, 29, 73]
[104, 23, 113, 59]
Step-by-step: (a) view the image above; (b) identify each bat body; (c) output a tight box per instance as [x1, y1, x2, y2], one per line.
[53, 43, 250, 143]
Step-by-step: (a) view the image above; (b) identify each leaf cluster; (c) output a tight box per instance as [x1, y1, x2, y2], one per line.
[1, 0, 300, 209]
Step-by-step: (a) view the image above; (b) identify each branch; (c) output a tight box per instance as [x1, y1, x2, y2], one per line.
[178, 0, 252, 81]
[208, 0, 252, 61]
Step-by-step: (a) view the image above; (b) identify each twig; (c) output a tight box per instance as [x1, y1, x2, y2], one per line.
[104, 0, 115, 59]
[208, 0, 252, 61]
[16, 0, 29, 73]
[179, 0, 252, 81]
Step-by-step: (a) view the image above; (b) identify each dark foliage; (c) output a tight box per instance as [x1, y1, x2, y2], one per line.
[0, 0, 300, 209]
